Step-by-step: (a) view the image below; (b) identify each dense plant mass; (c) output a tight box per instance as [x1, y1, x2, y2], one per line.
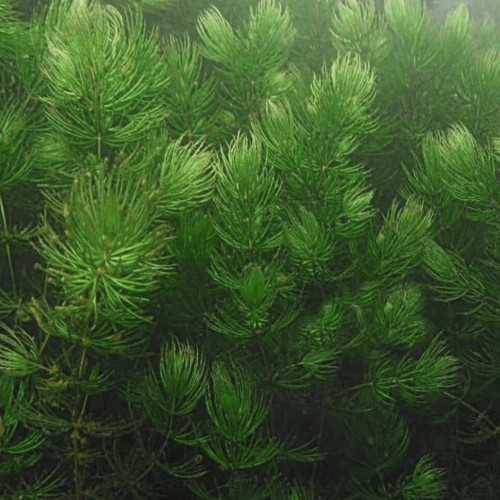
[1, 0, 500, 498]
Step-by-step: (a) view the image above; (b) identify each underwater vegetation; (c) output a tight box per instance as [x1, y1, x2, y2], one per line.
[1, 0, 500, 498]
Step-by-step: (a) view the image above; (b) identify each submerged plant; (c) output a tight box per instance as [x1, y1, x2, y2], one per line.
[0, 0, 499, 498]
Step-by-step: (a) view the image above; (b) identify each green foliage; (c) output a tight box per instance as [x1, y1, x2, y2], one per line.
[373, 282, 427, 348]
[161, 34, 217, 142]
[201, 362, 280, 470]
[126, 337, 207, 430]
[1, 0, 500, 498]
[159, 338, 207, 416]
[0, 375, 45, 463]
[0, 323, 40, 376]
[371, 197, 433, 279]
[196, 0, 296, 133]
[370, 336, 461, 406]
[206, 362, 269, 442]
[0, 95, 34, 193]
[35, 0, 169, 179]
[331, 0, 386, 66]
[37, 167, 172, 331]
[397, 454, 446, 499]
[131, 0, 175, 12]
[347, 407, 411, 477]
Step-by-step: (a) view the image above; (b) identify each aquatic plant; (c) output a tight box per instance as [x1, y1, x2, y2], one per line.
[1, 0, 500, 498]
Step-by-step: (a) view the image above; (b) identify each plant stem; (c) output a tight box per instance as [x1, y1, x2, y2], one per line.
[72, 344, 89, 500]
[0, 191, 17, 297]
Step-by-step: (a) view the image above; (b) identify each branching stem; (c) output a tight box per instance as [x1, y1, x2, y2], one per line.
[0, 191, 17, 297]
